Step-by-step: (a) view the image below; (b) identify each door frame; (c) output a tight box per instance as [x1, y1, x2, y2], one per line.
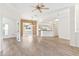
[20, 19, 37, 38]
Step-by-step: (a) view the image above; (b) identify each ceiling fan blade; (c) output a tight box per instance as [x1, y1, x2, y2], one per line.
[38, 9, 42, 13]
[32, 9, 37, 12]
[40, 3, 45, 7]
[41, 8, 49, 9]
[31, 5, 37, 8]
[32, 6, 34, 7]
[36, 3, 40, 7]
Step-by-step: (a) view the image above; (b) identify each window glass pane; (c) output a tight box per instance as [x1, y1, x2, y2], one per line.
[4, 24, 8, 35]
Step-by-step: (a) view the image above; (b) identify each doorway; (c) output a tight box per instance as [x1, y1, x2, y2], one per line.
[20, 19, 37, 42]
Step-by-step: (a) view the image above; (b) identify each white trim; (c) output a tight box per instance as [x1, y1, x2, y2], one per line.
[75, 6, 77, 32]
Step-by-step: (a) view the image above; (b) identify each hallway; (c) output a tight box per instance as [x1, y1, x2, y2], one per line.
[1, 37, 79, 56]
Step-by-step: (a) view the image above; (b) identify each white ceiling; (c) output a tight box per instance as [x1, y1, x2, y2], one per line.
[7, 3, 74, 14]
[4, 3, 74, 22]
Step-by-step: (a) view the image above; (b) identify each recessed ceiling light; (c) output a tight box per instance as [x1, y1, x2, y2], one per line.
[55, 19, 59, 21]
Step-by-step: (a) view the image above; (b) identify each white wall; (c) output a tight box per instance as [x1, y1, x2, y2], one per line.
[75, 4, 79, 32]
[74, 5, 79, 47]
[38, 22, 54, 37]
[70, 5, 79, 47]
[0, 4, 20, 39]
[0, 16, 2, 39]
[41, 31, 54, 37]
[58, 8, 71, 40]
[0, 17, 1, 38]
[69, 6, 76, 46]
[2, 17, 17, 38]
[36, 8, 71, 39]
[53, 20, 59, 36]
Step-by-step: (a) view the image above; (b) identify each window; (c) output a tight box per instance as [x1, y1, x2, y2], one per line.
[3, 24, 8, 35]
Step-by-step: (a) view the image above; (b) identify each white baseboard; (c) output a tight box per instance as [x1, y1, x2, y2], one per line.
[3, 37, 16, 39]
[58, 36, 70, 40]
[3, 35, 16, 39]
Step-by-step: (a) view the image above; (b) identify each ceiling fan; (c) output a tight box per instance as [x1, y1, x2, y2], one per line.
[32, 3, 49, 13]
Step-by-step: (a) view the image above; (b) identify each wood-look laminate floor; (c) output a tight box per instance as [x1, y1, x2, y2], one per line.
[0, 37, 79, 56]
